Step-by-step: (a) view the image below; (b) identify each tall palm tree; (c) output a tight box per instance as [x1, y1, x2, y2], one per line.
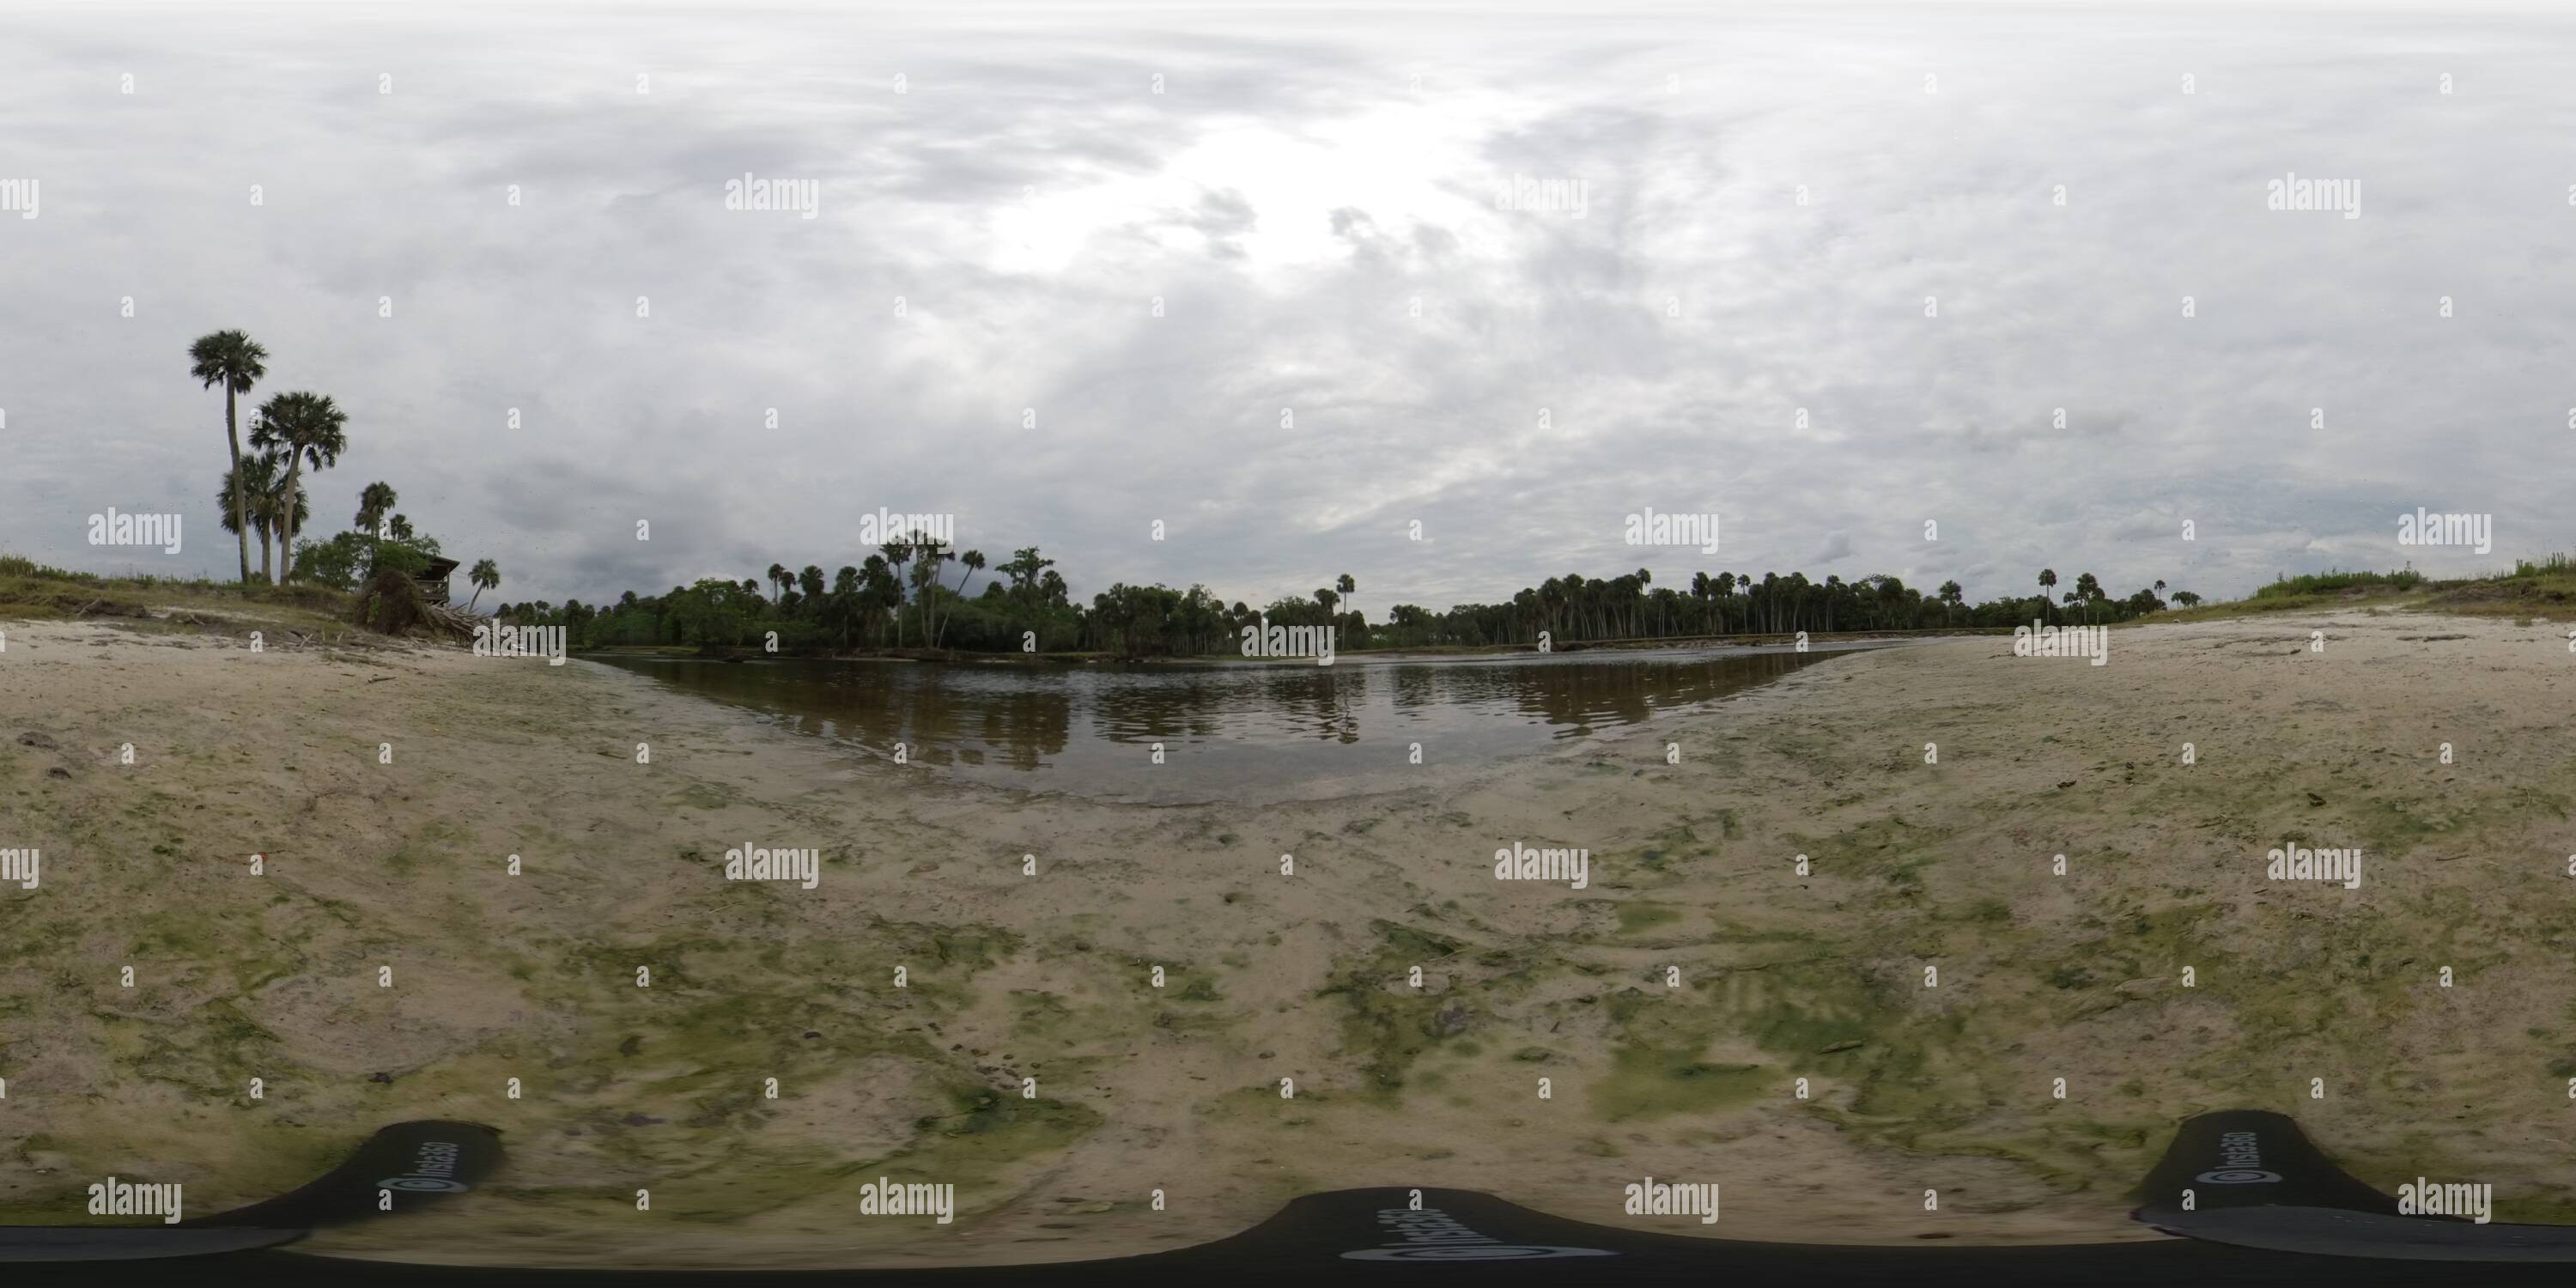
[862, 555, 900, 647]
[2037, 568, 2058, 624]
[386, 513, 415, 541]
[1336, 573, 1356, 624]
[246, 392, 348, 584]
[355, 481, 398, 534]
[188, 330, 270, 583]
[467, 559, 501, 610]
[880, 542, 913, 647]
[799, 564, 824, 606]
[939, 550, 987, 648]
[767, 563, 790, 604]
[910, 541, 951, 647]
[215, 453, 300, 583]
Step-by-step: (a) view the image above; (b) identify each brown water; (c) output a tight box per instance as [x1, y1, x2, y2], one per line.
[585, 643, 1878, 804]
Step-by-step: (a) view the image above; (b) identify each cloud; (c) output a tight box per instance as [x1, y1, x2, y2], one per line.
[3, 3, 2567, 614]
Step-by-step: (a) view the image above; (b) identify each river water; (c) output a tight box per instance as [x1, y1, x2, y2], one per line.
[586, 643, 1879, 805]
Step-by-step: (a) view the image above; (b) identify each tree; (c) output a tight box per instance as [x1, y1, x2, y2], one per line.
[861, 555, 901, 646]
[246, 392, 348, 584]
[214, 453, 299, 583]
[2172, 590, 2201, 608]
[768, 563, 790, 604]
[799, 564, 824, 608]
[1336, 572, 1356, 624]
[1315, 587, 1338, 616]
[881, 542, 914, 646]
[1937, 579, 1964, 624]
[188, 330, 270, 584]
[939, 550, 987, 648]
[467, 559, 500, 610]
[386, 513, 415, 541]
[2038, 568, 2058, 623]
[355, 481, 398, 534]
[910, 540, 952, 647]
[2073, 572, 2103, 623]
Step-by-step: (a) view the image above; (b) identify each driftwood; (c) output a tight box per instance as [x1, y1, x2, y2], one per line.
[353, 567, 489, 641]
[424, 601, 493, 640]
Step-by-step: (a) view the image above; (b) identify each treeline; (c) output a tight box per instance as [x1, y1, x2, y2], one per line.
[501, 551, 2192, 658]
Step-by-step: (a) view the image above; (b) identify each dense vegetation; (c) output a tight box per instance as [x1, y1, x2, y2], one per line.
[498, 556, 2194, 659]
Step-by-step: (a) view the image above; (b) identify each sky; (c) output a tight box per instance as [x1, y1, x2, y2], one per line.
[6, 1, 2574, 613]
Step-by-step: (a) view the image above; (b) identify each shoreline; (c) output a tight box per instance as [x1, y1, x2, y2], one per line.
[8, 610, 2576, 1265]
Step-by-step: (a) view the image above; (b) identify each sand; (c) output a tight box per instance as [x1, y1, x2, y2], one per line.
[4, 607, 2576, 1267]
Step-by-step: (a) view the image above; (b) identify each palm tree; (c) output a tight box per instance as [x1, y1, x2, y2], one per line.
[1336, 573, 1356, 624]
[355, 481, 398, 534]
[467, 559, 500, 610]
[1937, 579, 1964, 625]
[799, 564, 824, 607]
[386, 513, 415, 541]
[2037, 568, 2057, 623]
[246, 392, 348, 584]
[2074, 572, 2103, 623]
[214, 453, 299, 583]
[939, 550, 987, 648]
[1315, 587, 1338, 616]
[862, 555, 900, 647]
[910, 541, 952, 647]
[767, 562, 790, 604]
[188, 331, 270, 583]
[880, 542, 913, 646]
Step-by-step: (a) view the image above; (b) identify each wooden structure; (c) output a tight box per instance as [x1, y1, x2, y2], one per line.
[417, 556, 460, 606]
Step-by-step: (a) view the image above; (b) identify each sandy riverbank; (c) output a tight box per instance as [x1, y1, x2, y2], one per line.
[5, 609, 2576, 1267]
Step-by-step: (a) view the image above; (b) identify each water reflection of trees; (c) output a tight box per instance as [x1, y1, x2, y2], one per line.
[599, 650, 1833, 781]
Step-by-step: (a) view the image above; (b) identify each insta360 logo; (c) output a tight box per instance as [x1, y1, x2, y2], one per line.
[2196, 1130, 2283, 1185]
[379, 1140, 470, 1193]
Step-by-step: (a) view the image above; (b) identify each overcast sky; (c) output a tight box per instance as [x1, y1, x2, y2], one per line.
[7, 1, 2573, 612]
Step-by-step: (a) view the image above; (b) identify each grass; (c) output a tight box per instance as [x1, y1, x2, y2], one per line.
[2151, 554, 2576, 624]
[0, 552, 353, 634]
